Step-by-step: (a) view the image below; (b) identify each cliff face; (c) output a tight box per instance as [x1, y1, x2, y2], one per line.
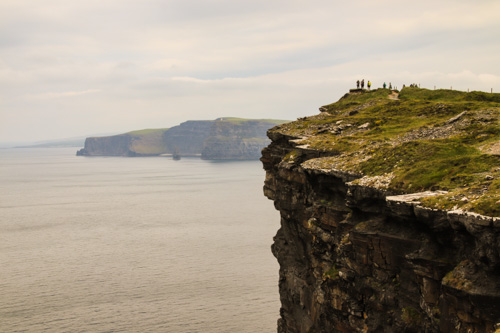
[262, 88, 500, 332]
[76, 129, 168, 156]
[201, 119, 275, 159]
[163, 120, 213, 155]
[77, 134, 134, 156]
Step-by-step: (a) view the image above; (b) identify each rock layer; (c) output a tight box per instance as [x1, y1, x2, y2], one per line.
[77, 134, 136, 156]
[201, 119, 275, 159]
[262, 130, 500, 332]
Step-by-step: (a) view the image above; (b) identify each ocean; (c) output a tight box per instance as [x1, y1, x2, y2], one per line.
[0, 148, 280, 332]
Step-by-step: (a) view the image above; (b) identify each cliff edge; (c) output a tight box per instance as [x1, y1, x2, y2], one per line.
[262, 88, 500, 332]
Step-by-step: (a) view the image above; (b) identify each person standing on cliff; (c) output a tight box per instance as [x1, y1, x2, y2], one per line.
[367, 81, 371, 90]
[361, 79, 364, 89]
[357, 80, 360, 89]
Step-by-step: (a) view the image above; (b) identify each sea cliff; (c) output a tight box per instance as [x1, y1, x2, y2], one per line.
[76, 118, 287, 159]
[201, 118, 281, 160]
[262, 88, 500, 332]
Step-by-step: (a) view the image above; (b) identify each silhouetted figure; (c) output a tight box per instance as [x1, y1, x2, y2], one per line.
[367, 81, 371, 90]
[356, 80, 360, 89]
[383, 82, 387, 89]
[389, 82, 392, 89]
[361, 79, 364, 89]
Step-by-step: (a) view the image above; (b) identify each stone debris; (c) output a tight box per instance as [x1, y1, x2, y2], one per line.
[445, 111, 467, 124]
[357, 122, 370, 129]
[386, 190, 448, 203]
[350, 173, 395, 189]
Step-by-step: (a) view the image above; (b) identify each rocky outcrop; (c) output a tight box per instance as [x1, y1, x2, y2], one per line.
[262, 96, 500, 332]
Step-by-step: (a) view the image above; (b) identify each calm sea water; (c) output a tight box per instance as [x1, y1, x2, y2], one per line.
[0, 148, 280, 332]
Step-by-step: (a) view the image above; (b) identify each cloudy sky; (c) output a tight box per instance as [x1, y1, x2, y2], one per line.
[1, 0, 499, 143]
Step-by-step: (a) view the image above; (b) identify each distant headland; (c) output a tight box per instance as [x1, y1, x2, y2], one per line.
[76, 117, 289, 160]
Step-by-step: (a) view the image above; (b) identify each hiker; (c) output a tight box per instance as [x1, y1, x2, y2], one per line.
[383, 82, 387, 89]
[367, 81, 371, 90]
[389, 82, 392, 89]
[357, 80, 360, 89]
[361, 79, 365, 89]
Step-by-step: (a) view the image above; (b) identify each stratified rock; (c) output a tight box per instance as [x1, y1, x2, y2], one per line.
[201, 119, 279, 160]
[163, 120, 213, 155]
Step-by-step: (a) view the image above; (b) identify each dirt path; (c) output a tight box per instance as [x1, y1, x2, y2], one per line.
[481, 141, 500, 155]
[388, 91, 399, 100]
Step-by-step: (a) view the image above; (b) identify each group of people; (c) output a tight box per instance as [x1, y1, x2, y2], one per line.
[356, 79, 371, 89]
[356, 79, 394, 90]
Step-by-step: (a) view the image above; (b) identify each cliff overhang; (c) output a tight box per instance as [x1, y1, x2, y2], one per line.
[262, 87, 500, 332]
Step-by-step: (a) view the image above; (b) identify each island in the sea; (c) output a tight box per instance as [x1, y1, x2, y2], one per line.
[76, 117, 289, 159]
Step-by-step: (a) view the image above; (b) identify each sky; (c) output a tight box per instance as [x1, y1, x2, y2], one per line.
[1, 0, 500, 143]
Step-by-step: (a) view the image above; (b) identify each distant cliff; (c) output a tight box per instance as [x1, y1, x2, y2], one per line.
[201, 118, 282, 159]
[76, 128, 168, 157]
[76, 118, 288, 159]
[262, 88, 500, 332]
[163, 120, 213, 155]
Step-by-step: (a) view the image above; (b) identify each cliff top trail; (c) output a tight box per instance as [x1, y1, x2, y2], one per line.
[268, 87, 500, 217]
[388, 90, 399, 100]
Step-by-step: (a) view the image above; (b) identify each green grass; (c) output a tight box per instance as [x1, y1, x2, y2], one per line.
[323, 265, 340, 280]
[322, 88, 393, 113]
[271, 87, 500, 216]
[216, 117, 290, 125]
[125, 128, 169, 155]
[399, 87, 500, 103]
[361, 140, 500, 192]
[127, 128, 169, 135]
[401, 306, 423, 326]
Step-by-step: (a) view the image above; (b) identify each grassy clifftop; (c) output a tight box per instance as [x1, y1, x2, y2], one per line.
[126, 128, 169, 155]
[215, 117, 290, 125]
[270, 87, 500, 217]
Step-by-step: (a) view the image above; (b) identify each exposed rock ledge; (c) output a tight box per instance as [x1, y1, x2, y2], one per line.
[262, 88, 500, 332]
[263, 143, 500, 333]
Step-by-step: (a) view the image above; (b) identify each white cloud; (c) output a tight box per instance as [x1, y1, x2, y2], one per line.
[0, 0, 499, 141]
[30, 89, 101, 99]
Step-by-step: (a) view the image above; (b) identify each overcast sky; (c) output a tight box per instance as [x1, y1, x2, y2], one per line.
[1, 0, 499, 142]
